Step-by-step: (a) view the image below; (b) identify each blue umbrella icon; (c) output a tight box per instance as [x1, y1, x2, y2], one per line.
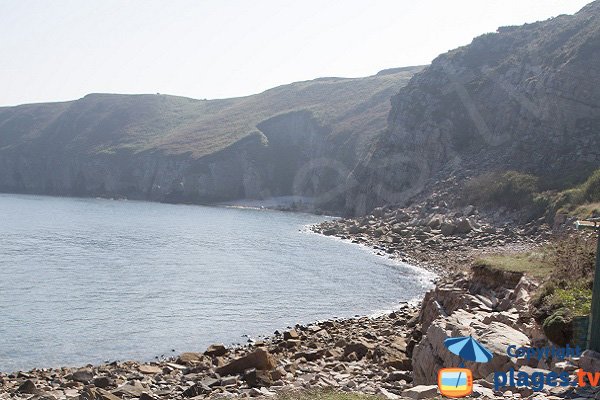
[444, 336, 493, 387]
[444, 335, 493, 363]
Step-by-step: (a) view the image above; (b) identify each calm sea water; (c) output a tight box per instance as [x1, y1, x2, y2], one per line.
[0, 193, 434, 372]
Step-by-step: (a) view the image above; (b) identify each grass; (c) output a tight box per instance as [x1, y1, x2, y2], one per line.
[554, 168, 600, 218]
[0, 67, 423, 159]
[475, 250, 553, 279]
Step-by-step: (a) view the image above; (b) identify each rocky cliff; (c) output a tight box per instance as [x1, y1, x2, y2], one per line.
[0, 67, 421, 210]
[346, 1, 600, 215]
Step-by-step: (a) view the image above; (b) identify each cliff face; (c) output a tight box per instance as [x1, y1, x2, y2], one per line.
[0, 68, 421, 209]
[345, 1, 600, 215]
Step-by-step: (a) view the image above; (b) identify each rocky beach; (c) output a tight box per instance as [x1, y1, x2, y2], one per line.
[2, 198, 598, 400]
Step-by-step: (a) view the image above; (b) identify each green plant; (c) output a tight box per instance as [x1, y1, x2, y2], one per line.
[464, 171, 539, 210]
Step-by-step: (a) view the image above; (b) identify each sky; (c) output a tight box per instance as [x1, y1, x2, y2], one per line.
[0, 0, 592, 106]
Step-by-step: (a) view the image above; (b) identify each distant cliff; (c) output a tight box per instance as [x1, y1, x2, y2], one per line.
[3, 3, 600, 217]
[0, 68, 421, 210]
[345, 1, 600, 215]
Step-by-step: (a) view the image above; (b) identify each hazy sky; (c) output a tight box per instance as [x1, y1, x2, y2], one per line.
[0, 0, 591, 106]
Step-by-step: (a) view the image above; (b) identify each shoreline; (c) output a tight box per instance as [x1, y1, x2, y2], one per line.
[0, 202, 560, 400]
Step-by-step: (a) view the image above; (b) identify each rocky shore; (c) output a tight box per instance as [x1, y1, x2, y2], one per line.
[2, 202, 596, 400]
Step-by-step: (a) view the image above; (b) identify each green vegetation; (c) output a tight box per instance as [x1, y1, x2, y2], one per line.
[477, 232, 596, 346]
[464, 168, 600, 221]
[475, 251, 552, 279]
[554, 168, 600, 218]
[0, 68, 423, 159]
[527, 234, 596, 345]
[277, 389, 382, 400]
[464, 171, 540, 210]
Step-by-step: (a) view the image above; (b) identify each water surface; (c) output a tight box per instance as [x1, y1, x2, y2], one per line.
[0, 194, 434, 372]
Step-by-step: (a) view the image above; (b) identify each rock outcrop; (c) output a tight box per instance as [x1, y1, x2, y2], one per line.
[347, 1, 600, 215]
[0, 68, 422, 212]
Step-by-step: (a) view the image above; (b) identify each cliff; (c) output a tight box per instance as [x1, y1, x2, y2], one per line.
[346, 1, 600, 215]
[0, 67, 421, 210]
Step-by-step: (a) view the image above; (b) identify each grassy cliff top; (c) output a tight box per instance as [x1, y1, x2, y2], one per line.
[0, 67, 424, 158]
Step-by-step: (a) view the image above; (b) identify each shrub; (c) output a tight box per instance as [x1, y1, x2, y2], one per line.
[554, 168, 600, 213]
[464, 171, 539, 210]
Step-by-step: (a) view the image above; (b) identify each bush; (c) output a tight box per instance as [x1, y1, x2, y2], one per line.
[555, 168, 600, 213]
[464, 170, 539, 210]
[529, 233, 596, 346]
[543, 309, 573, 346]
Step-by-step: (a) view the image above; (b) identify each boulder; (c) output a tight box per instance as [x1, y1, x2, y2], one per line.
[204, 344, 228, 357]
[242, 368, 273, 388]
[71, 369, 94, 383]
[17, 379, 37, 394]
[92, 376, 113, 389]
[455, 218, 473, 234]
[440, 223, 456, 236]
[412, 309, 530, 384]
[343, 340, 374, 360]
[216, 348, 276, 376]
[283, 329, 299, 340]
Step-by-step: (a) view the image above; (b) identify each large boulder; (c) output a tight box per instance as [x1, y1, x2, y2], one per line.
[216, 348, 276, 376]
[454, 218, 474, 234]
[412, 309, 530, 384]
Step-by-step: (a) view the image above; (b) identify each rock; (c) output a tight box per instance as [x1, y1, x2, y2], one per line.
[177, 352, 205, 365]
[472, 383, 495, 398]
[217, 348, 276, 376]
[402, 385, 438, 399]
[204, 344, 228, 357]
[220, 376, 238, 386]
[243, 368, 272, 388]
[455, 218, 473, 234]
[412, 309, 529, 384]
[112, 381, 146, 397]
[427, 216, 442, 229]
[92, 376, 113, 389]
[580, 350, 600, 372]
[283, 329, 299, 340]
[440, 223, 456, 236]
[139, 393, 158, 400]
[348, 225, 366, 235]
[294, 349, 325, 361]
[378, 387, 400, 400]
[182, 383, 212, 397]
[385, 371, 411, 382]
[344, 340, 374, 360]
[138, 364, 162, 374]
[80, 387, 121, 400]
[71, 369, 94, 383]
[17, 379, 37, 394]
